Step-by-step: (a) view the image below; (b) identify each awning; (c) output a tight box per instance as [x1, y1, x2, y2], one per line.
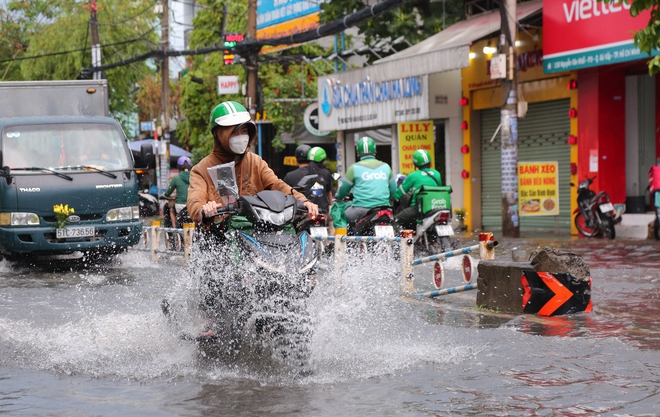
[128, 139, 192, 166]
[373, 0, 543, 78]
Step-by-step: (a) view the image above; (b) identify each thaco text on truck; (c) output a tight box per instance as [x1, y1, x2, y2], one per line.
[0, 80, 154, 262]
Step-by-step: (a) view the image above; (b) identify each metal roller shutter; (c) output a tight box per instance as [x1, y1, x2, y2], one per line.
[480, 99, 572, 233]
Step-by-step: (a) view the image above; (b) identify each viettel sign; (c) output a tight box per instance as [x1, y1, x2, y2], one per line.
[543, 0, 654, 73]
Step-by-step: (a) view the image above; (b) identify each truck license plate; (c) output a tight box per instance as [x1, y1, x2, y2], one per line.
[374, 225, 394, 237]
[56, 226, 95, 239]
[309, 227, 328, 238]
[435, 225, 455, 236]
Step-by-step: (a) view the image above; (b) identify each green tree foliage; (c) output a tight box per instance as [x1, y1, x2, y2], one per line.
[177, 0, 333, 159]
[603, 0, 660, 75]
[320, 0, 463, 62]
[0, 0, 158, 136]
[259, 43, 332, 152]
[176, 0, 246, 160]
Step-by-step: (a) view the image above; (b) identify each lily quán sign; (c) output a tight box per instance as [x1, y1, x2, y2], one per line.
[317, 71, 429, 131]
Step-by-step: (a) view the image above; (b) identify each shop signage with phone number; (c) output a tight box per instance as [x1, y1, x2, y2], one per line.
[518, 161, 559, 216]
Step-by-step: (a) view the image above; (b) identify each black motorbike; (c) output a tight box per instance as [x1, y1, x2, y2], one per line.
[164, 174, 319, 368]
[351, 206, 395, 237]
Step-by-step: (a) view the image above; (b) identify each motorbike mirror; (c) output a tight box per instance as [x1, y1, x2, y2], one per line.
[293, 174, 319, 192]
[137, 143, 156, 168]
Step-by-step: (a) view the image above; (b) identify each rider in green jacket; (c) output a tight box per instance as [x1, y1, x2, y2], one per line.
[394, 149, 442, 230]
[335, 136, 396, 225]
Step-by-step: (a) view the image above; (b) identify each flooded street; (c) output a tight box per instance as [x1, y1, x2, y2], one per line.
[1, 235, 660, 416]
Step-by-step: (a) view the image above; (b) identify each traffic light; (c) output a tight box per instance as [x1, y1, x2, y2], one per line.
[222, 33, 244, 65]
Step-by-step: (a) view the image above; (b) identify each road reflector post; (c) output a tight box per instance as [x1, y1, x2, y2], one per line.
[479, 232, 496, 260]
[334, 228, 347, 277]
[183, 223, 195, 263]
[400, 230, 415, 294]
[151, 220, 160, 262]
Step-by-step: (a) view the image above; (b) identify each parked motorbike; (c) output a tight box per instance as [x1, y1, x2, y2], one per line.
[164, 168, 319, 368]
[573, 176, 622, 239]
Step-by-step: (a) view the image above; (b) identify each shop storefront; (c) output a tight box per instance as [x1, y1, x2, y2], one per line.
[543, 0, 659, 218]
[317, 62, 465, 205]
[316, 2, 551, 215]
[462, 27, 575, 233]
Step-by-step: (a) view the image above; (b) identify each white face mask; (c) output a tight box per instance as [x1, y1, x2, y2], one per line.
[228, 134, 250, 154]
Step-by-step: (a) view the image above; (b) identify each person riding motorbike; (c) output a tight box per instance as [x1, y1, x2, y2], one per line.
[334, 136, 395, 226]
[393, 149, 443, 231]
[187, 101, 318, 227]
[164, 156, 192, 228]
[283, 145, 333, 214]
[307, 146, 334, 213]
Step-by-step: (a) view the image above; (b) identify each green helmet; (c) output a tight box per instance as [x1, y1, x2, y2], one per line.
[308, 146, 327, 163]
[355, 136, 376, 158]
[209, 101, 251, 130]
[412, 149, 432, 168]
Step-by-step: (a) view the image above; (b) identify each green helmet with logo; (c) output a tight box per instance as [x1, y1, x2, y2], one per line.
[308, 146, 327, 163]
[412, 149, 432, 168]
[355, 136, 376, 158]
[209, 101, 251, 130]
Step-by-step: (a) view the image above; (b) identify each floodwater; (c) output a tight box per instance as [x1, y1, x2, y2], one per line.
[1, 235, 660, 416]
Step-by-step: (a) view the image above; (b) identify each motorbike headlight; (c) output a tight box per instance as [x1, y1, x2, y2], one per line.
[578, 180, 589, 190]
[254, 256, 286, 274]
[253, 206, 294, 226]
[0, 212, 40, 226]
[106, 206, 139, 222]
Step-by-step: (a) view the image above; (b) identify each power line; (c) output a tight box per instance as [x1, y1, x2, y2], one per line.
[95, 4, 153, 26]
[0, 26, 158, 64]
[81, 0, 410, 75]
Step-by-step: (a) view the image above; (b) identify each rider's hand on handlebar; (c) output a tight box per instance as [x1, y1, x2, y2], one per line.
[303, 200, 319, 217]
[201, 200, 221, 219]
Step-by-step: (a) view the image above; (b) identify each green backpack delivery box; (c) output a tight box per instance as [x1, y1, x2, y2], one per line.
[416, 185, 452, 215]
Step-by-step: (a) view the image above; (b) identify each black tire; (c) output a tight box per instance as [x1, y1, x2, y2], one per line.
[603, 216, 616, 239]
[574, 213, 598, 237]
[439, 236, 452, 253]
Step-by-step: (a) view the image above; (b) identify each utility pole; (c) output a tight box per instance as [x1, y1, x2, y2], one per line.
[160, 0, 171, 195]
[500, 0, 519, 238]
[247, 0, 258, 118]
[86, 0, 101, 79]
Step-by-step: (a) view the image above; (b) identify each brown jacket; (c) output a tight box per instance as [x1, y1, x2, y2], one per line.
[187, 124, 306, 223]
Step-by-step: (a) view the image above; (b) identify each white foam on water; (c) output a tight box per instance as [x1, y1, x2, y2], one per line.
[303, 249, 482, 383]
[0, 242, 487, 385]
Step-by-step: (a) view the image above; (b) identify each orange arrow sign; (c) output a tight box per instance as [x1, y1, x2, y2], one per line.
[536, 272, 575, 316]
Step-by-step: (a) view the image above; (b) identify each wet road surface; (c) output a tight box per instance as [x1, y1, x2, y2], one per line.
[1, 233, 660, 416]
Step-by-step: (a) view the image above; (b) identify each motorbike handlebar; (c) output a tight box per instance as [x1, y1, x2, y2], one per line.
[201, 203, 240, 224]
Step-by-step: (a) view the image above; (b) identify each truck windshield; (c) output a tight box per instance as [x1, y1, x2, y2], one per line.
[2, 123, 131, 171]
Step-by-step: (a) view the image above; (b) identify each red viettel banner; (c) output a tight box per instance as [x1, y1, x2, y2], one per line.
[543, 0, 652, 73]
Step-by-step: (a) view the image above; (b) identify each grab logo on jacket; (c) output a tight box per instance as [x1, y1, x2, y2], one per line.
[361, 171, 388, 181]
